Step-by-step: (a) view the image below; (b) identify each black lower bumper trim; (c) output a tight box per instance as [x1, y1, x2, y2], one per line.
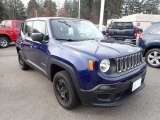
[78, 71, 146, 107]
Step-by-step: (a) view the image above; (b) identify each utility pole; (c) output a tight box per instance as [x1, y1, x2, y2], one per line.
[78, 0, 81, 19]
[99, 0, 105, 31]
[35, 10, 38, 17]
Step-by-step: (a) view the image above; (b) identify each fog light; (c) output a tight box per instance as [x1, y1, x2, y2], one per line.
[99, 85, 111, 90]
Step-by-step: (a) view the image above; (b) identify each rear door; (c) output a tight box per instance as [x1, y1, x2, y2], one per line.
[21, 21, 33, 60]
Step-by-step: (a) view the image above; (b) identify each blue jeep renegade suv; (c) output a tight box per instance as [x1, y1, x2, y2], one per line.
[16, 17, 147, 109]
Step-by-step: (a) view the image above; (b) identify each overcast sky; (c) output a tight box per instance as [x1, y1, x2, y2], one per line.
[21, 0, 64, 8]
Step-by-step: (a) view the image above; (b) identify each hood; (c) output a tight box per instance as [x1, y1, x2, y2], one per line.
[61, 40, 141, 60]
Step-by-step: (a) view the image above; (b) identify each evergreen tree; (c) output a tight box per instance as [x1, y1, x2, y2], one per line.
[43, 0, 57, 17]
[71, 0, 78, 18]
[143, 0, 160, 14]
[63, 0, 72, 17]
[27, 0, 39, 18]
[2, 0, 26, 20]
[0, 0, 4, 20]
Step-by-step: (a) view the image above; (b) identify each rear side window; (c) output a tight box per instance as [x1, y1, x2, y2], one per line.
[5, 20, 12, 28]
[112, 22, 133, 28]
[145, 23, 160, 34]
[16, 21, 22, 28]
[0, 20, 12, 28]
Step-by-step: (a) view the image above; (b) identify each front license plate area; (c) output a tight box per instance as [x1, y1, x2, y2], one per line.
[132, 78, 142, 92]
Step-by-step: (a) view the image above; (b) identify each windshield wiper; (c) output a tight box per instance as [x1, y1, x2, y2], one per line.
[58, 21, 71, 27]
[56, 38, 76, 42]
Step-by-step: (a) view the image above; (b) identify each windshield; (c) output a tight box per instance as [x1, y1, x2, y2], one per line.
[50, 20, 104, 41]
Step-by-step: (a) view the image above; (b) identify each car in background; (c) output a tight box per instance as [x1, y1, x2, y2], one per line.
[0, 20, 23, 48]
[137, 21, 160, 68]
[106, 22, 140, 44]
[95, 24, 107, 35]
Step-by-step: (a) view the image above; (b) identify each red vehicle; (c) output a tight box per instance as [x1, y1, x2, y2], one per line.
[0, 20, 23, 48]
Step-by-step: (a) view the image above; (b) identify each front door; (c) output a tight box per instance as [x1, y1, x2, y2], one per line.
[29, 20, 50, 73]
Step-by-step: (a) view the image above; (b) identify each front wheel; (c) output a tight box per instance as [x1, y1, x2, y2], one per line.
[53, 71, 80, 109]
[0, 37, 9, 48]
[145, 48, 160, 68]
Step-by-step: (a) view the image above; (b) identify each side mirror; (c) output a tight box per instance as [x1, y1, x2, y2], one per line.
[102, 31, 106, 35]
[31, 33, 44, 42]
[138, 30, 143, 34]
[0, 24, 5, 28]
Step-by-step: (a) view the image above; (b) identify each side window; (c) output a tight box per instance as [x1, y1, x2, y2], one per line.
[32, 21, 48, 41]
[32, 21, 46, 34]
[5, 20, 12, 28]
[23, 21, 32, 38]
[16, 21, 22, 28]
[1, 21, 5, 27]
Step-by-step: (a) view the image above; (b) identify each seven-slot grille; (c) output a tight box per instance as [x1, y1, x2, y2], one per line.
[116, 52, 143, 73]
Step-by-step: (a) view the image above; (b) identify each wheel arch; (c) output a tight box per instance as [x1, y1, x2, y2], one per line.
[0, 34, 11, 42]
[48, 59, 79, 89]
[143, 46, 160, 57]
[48, 58, 81, 100]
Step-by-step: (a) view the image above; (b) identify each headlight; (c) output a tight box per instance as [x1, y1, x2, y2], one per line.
[100, 59, 110, 72]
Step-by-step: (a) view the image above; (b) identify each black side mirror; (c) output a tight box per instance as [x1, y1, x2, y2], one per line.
[31, 33, 44, 42]
[138, 30, 143, 34]
[0, 24, 5, 28]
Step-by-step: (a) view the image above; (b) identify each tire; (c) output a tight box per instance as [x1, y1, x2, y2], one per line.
[18, 51, 30, 70]
[145, 48, 160, 68]
[0, 37, 9, 48]
[53, 70, 80, 109]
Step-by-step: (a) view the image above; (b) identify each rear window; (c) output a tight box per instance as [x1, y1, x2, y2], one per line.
[16, 21, 23, 28]
[145, 23, 160, 34]
[111, 22, 133, 28]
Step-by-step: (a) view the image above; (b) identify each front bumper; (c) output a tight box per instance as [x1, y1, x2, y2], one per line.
[78, 70, 146, 107]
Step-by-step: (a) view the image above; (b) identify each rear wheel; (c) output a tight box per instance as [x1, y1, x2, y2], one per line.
[0, 37, 9, 48]
[53, 71, 80, 109]
[18, 51, 30, 70]
[145, 48, 160, 68]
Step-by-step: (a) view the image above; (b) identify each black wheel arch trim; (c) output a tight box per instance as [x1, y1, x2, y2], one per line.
[48, 58, 81, 95]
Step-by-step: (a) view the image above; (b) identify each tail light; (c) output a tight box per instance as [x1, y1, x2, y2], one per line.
[134, 29, 138, 36]
[139, 34, 144, 39]
[105, 29, 109, 36]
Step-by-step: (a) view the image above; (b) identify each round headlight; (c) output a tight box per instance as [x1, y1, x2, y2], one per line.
[100, 59, 110, 73]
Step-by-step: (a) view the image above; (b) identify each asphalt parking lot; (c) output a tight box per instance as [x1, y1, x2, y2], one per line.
[0, 46, 160, 120]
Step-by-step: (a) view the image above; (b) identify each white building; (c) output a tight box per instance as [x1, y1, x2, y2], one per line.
[107, 14, 160, 30]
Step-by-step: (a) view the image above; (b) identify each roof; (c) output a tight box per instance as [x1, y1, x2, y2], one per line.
[26, 17, 84, 21]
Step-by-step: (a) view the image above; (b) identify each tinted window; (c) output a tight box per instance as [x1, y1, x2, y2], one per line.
[50, 20, 104, 41]
[16, 21, 22, 28]
[23, 21, 32, 37]
[32, 21, 46, 35]
[5, 20, 12, 28]
[112, 22, 133, 28]
[145, 23, 160, 34]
